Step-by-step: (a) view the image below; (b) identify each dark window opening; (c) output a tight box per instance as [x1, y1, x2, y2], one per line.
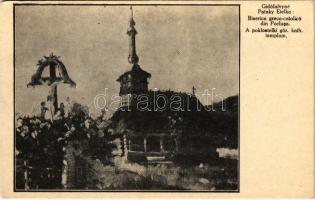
[129, 136, 144, 152]
[164, 137, 176, 152]
[146, 136, 160, 152]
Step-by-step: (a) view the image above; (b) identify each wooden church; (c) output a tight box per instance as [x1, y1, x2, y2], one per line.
[111, 7, 236, 165]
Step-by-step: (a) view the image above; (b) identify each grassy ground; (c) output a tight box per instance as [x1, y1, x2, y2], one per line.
[84, 156, 238, 190]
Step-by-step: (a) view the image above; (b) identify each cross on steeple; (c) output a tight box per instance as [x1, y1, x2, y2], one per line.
[130, 5, 134, 21]
[127, 6, 139, 64]
[192, 86, 196, 95]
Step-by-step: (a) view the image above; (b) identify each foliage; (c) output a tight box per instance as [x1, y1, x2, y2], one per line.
[15, 102, 115, 189]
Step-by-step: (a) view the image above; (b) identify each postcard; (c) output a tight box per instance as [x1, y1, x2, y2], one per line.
[0, 1, 313, 198]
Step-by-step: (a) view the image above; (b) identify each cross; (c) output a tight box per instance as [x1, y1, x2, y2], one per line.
[192, 86, 196, 95]
[27, 54, 76, 116]
[130, 5, 133, 18]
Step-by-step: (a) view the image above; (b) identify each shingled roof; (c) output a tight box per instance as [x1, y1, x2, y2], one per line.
[110, 93, 239, 148]
[110, 90, 208, 134]
[116, 64, 151, 82]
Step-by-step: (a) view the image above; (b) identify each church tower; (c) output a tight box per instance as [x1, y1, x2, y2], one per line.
[117, 6, 151, 107]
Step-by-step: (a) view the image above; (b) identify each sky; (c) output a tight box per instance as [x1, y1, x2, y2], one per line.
[15, 5, 239, 116]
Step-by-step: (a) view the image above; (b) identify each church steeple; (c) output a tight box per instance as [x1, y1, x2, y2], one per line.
[127, 6, 139, 65]
[117, 6, 151, 105]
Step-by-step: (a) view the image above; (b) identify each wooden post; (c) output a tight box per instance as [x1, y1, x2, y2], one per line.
[128, 139, 131, 151]
[175, 138, 179, 152]
[160, 137, 164, 153]
[49, 62, 58, 114]
[50, 84, 58, 114]
[143, 137, 147, 152]
[61, 159, 68, 189]
[24, 160, 29, 190]
[123, 134, 128, 157]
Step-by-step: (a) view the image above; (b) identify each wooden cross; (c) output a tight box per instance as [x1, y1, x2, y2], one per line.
[192, 86, 196, 95]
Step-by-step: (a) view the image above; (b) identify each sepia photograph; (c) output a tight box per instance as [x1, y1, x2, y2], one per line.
[14, 4, 240, 191]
